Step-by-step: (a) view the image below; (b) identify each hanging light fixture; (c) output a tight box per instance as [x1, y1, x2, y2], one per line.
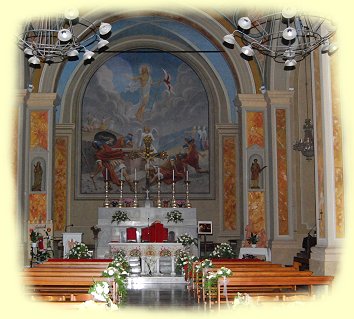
[18, 8, 112, 66]
[293, 56, 315, 160]
[222, 8, 337, 67]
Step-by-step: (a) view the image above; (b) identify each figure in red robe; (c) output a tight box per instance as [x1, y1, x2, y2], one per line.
[182, 137, 209, 174]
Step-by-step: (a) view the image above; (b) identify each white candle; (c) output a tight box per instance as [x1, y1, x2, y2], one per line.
[158, 167, 160, 180]
[173, 169, 175, 181]
[134, 168, 137, 181]
[186, 170, 189, 181]
[121, 169, 123, 181]
[105, 168, 108, 180]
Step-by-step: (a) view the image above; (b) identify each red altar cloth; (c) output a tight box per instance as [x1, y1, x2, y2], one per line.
[141, 221, 168, 242]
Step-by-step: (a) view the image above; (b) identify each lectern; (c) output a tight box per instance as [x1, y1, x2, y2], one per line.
[62, 232, 82, 258]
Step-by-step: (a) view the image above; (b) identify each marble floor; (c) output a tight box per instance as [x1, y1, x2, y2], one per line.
[123, 283, 201, 311]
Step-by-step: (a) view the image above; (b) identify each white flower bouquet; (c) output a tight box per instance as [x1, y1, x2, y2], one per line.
[166, 210, 184, 223]
[88, 281, 110, 302]
[111, 210, 130, 224]
[210, 242, 236, 259]
[67, 242, 92, 259]
[177, 233, 197, 247]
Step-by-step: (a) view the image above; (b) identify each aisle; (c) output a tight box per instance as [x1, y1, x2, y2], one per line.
[123, 283, 199, 310]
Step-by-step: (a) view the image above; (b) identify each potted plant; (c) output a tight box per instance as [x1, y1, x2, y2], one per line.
[29, 229, 40, 247]
[247, 232, 259, 248]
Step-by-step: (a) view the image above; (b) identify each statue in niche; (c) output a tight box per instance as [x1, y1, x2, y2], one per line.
[32, 161, 43, 191]
[250, 158, 267, 189]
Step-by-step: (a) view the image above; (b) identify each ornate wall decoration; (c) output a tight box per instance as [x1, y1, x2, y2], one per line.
[247, 112, 264, 148]
[30, 111, 48, 150]
[80, 52, 211, 198]
[29, 193, 47, 223]
[223, 136, 237, 230]
[53, 137, 68, 231]
[276, 109, 289, 235]
[248, 191, 265, 233]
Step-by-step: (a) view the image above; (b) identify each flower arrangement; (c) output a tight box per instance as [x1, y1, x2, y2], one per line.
[177, 233, 197, 247]
[88, 281, 111, 302]
[232, 292, 253, 307]
[247, 232, 259, 245]
[166, 209, 184, 223]
[210, 243, 236, 259]
[175, 250, 198, 276]
[204, 267, 232, 290]
[66, 242, 92, 259]
[111, 210, 130, 224]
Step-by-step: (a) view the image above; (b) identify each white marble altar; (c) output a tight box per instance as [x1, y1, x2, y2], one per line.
[97, 207, 197, 258]
[109, 242, 183, 276]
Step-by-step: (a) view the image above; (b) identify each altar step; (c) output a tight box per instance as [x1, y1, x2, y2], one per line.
[127, 275, 186, 288]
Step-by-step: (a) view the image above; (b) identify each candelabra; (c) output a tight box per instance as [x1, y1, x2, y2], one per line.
[103, 178, 110, 208]
[156, 178, 162, 208]
[184, 180, 192, 208]
[133, 180, 139, 208]
[118, 180, 124, 208]
[171, 181, 177, 208]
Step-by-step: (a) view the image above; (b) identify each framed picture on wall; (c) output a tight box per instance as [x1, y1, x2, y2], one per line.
[198, 221, 213, 235]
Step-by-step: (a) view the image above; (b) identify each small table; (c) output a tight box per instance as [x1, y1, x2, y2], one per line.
[238, 247, 271, 261]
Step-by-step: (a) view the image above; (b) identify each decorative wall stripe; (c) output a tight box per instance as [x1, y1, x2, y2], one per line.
[247, 112, 264, 147]
[276, 109, 289, 235]
[29, 193, 47, 223]
[223, 136, 237, 230]
[30, 111, 49, 150]
[53, 137, 68, 232]
[330, 57, 345, 238]
[248, 191, 265, 233]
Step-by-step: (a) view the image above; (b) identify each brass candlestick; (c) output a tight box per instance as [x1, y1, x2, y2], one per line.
[184, 180, 192, 208]
[103, 178, 110, 208]
[171, 181, 177, 208]
[118, 180, 124, 208]
[156, 179, 162, 208]
[133, 180, 139, 208]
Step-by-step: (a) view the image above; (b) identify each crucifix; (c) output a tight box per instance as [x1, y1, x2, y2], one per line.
[128, 134, 168, 204]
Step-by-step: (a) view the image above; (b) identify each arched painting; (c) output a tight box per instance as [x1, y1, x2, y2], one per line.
[79, 51, 211, 199]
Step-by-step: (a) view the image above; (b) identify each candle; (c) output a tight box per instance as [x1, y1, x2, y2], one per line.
[105, 168, 108, 180]
[158, 167, 160, 180]
[173, 169, 175, 181]
[186, 170, 189, 181]
[121, 169, 123, 181]
[134, 168, 137, 181]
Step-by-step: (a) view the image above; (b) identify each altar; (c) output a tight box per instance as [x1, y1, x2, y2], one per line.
[96, 207, 198, 258]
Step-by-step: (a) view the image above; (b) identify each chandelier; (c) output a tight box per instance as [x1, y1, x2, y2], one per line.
[292, 56, 314, 160]
[222, 8, 337, 67]
[18, 8, 112, 65]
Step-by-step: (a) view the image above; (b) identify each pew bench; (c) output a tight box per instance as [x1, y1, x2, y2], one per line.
[215, 275, 334, 309]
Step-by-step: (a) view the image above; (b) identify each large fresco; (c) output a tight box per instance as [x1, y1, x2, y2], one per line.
[80, 52, 210, 198]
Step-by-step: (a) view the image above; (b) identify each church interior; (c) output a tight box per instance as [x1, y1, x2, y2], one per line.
[10, 3, 351, 311]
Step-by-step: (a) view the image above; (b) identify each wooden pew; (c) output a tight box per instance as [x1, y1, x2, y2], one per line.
[199, 268, 313, 304]
[216, 275, 334, 309]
